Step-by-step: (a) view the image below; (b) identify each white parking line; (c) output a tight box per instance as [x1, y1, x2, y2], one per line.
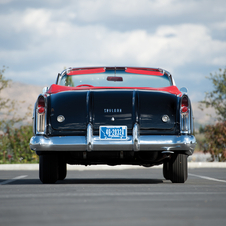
[189, 173, 226, 183]
[0, 175, 28, 185]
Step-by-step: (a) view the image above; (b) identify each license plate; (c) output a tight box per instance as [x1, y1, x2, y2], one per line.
[99, 126, 127, 140]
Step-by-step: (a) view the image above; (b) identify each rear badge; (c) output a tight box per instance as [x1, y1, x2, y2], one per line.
[104, 109, 122, 113]
[57, 115, 65, 123]
[111, 117, 115, 121]
[162, 115, 170, 123]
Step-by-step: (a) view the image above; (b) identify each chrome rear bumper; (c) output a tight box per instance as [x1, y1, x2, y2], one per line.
[30, 127, 196, 155]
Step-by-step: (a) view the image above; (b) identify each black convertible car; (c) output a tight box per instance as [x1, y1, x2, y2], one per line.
[30, 67, 196, 184]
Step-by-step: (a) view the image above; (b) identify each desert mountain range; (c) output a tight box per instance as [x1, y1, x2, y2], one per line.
[0, 82, 215, 128]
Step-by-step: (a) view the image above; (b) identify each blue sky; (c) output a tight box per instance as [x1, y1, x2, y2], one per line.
[0, 0, 226, 102]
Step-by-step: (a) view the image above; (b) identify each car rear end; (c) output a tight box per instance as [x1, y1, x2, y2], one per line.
[30, 67, 196, 183]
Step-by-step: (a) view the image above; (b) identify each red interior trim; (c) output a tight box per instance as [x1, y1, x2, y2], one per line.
[47, 84, 181, 95]
[126, 68, 163, 76]
[67, 68, 105, 76]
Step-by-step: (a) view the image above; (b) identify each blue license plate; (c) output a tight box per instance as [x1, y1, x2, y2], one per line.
[99, 126, 127, 140]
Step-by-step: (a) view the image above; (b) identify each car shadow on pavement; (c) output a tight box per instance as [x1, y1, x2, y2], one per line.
[1, 178, 164, 185]
[57, 178, 164, 184]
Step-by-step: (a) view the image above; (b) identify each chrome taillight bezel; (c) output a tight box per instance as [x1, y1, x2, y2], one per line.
[180, 94, 191, 134]
[36, 95, 47, 134]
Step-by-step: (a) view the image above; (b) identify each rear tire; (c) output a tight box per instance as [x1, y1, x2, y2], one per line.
[58, 156, 67, 180]
[169, 154, 188, 183]
[39, 154, 58, 184]
[163, 161, 170, 180]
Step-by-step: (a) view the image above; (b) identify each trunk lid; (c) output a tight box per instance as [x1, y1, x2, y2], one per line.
[49, 90, 178, 133]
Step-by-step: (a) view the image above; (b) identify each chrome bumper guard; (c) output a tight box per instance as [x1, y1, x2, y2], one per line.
[30, 124, 196, 154]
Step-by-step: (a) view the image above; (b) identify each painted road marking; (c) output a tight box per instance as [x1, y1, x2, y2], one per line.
[189, 173, 226, 183]
[0, 175, 28, 185]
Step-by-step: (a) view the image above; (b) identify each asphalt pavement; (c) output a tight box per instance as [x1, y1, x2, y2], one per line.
[0, 167, 226, 226]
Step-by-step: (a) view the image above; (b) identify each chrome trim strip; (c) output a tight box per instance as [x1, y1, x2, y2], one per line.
[87, 123, 93, 151]
[42, 87, 49, 94]
[30, 134, 196, 153]
[35, 95, 47, 135]
[162, 151, 174, 154]
[180, 109, 191, 134]
[30, 136, 87, 151]
[133, 123, 140, 151]
[180, 94, 191, 134]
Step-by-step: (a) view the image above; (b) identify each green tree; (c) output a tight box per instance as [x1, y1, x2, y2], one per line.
[65, 76, 74, 87]
[0, 66, 36, 163]
[0, 66, 10, 128]
[199, 67, 226, 162]
[200, 67, 226, 121]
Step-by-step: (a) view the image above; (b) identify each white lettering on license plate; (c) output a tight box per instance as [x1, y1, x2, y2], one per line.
[99, 126, 127, 140]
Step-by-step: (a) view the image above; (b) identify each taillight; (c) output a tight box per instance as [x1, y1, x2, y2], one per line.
[36, 95, 46, 134]
[181, 96, 188, 114]
[180, 95, 190, 134]
[38, 107, 45, 114]
[38, 96, 45, 114]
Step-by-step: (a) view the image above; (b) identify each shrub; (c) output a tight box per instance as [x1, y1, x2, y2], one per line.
[202, 121, 226, 162]
[0, 125, 38, 164]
